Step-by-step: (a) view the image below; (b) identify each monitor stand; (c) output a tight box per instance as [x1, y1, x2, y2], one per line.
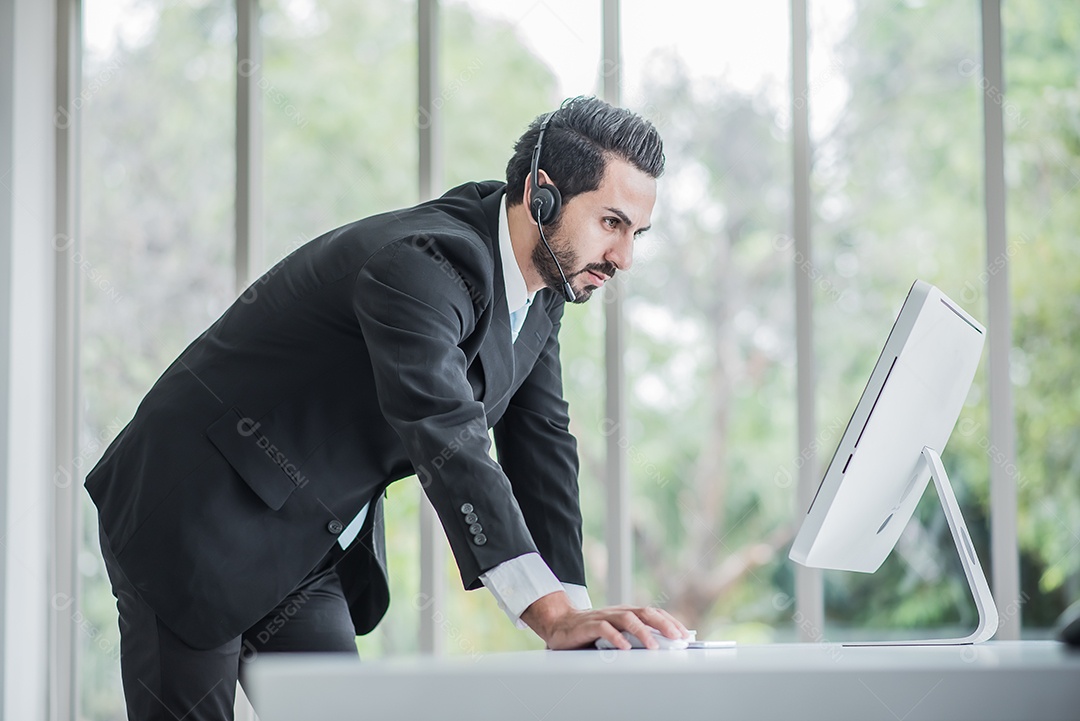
[845, 446, 999, 646]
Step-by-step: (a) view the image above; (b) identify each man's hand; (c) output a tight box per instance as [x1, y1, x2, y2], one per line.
[520, 591, 690, 650]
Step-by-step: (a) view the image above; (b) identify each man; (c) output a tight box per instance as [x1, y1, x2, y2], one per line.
[87, 96, 689, 721]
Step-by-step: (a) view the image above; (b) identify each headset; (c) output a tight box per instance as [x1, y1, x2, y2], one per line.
[529, 111, 576, 303]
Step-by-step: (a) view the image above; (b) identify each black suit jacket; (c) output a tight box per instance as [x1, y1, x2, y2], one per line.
[85, 181, 586, 649]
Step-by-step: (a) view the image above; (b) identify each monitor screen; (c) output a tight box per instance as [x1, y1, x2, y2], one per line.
[789, 280, 985, 573]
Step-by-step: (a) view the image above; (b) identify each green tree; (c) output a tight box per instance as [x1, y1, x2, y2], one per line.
[591, 52, 799, 637]
[809, 0, 988, 633]
[1003, 0, 1080, 622]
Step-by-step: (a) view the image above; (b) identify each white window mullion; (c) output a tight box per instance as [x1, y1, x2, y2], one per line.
[51, 0, 82, 718]
[980, 0, 1019, 640]
[234, 2, 262, 716]
[236, 0, 263, 293]
[418, 0, 445, 656]
[601, 0, 631, 607]
[791, 0, 824, 640]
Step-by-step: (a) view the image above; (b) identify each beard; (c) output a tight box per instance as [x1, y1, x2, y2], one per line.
[531, 222, 617, 304]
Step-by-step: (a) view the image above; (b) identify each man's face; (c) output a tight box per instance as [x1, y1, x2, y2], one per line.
[532, 157, 656, 303]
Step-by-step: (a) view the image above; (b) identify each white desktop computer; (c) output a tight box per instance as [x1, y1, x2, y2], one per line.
[789, 279, 998, 645]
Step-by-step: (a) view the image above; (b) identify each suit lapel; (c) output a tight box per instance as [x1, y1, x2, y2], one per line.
[476, 217, 515, 412]
[472, 189, 556, 417]
[477, 296, 555, 423]
[478, 286, 515, 406]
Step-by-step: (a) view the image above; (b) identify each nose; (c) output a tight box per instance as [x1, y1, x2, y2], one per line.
[606, 232, 634, 272]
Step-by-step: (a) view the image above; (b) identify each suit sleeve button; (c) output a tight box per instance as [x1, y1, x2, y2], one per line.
[464, 512, 478, 524]
[469, 523, 483, 535]
[460, 503, 474, 514]
[327, 520, 344, 534]
[473, 533, 487, 546]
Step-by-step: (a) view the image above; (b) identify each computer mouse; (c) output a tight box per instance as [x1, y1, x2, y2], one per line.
[1055, 600, 1080, 647]
[594, 626, 691, 650]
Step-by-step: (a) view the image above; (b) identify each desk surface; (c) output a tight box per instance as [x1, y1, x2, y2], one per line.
[247, 641, 1080, 721]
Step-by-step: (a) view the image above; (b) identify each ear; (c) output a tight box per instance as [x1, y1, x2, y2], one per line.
[523, 172, 535, 209]
[523, 174, 540, 227]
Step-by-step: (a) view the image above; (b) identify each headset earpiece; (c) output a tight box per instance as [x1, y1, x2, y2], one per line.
[530, 181, 561, 226]
[529, 112, 562, 226]
[528, 109, 575, 303]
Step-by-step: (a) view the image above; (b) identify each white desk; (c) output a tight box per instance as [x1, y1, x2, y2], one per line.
[246, 641, 1080, 721]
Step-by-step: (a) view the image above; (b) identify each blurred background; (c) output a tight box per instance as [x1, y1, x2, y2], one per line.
[64, 0, 1079, 717]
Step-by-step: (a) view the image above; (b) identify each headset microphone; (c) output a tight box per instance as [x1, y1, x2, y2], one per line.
[536, 206, 576, 303]
[530, 111, 576, 303]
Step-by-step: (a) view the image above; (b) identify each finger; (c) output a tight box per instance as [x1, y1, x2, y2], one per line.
[616, 612, 658, 649]
[659, 610, 690, 638]
[597, 620, 632, 651]
[658, 609, 691, 638]
[640, 607, 689, 639]
[632, 609, 675, 641]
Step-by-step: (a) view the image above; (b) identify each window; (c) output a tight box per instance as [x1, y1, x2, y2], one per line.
[621, 0, 796, 641]
[438, 0, 605, 653]
[79, 1, 236, 716]
[808, 0, 989, 639]
[1003, 0, 1080, 635]
[63, 1, 1073, 718]
[259, 0, 422, 659]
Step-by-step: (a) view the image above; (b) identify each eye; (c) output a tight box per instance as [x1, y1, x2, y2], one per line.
[603, 217, 619, 229]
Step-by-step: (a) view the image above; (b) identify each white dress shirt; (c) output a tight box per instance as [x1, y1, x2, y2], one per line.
[339, 194, 591, 629]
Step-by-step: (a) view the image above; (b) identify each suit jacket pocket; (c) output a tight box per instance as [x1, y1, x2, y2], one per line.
[205, 407, 300, 510]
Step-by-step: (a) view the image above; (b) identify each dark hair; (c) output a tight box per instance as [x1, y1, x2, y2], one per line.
[505, 96, 665, 209]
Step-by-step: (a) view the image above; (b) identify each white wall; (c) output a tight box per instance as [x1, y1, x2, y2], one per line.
[0, 0, 57, 717]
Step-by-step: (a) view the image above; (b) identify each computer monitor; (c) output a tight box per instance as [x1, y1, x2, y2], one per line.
[789, 280, 998, 645]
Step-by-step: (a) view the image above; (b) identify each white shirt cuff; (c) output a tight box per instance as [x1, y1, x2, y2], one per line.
[480, 553, 592, 630]
[562, 582, 592, 613]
